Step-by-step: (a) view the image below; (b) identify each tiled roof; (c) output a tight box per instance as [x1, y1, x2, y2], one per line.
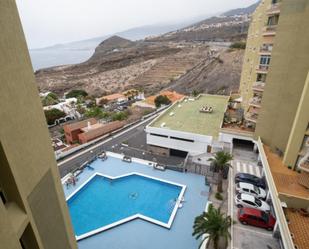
[99, 93, 125, 101]
[145, 91, 185, 106]
[286, 209, 309, 249]
[264, 146, 309, 200]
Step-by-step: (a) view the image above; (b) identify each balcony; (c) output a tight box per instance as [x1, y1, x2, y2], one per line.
[245, 112, 258, 123]
[263, 25, 277, 36]
[260, 44, 273, 55]
[256, 64, 269, 74]
[252, 82, 265, 92]
[267, 2, 281, 15]
[249, 97, 262, 108]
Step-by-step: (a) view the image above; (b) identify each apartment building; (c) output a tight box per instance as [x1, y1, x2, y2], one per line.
[240, 0, 309, 170]
[239, 1, 309, 248]
[0, 1, 77, 249]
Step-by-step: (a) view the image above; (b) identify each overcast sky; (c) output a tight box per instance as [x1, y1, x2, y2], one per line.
[16, 0, 257, 49]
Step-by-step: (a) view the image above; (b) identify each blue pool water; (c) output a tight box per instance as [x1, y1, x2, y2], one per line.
[67, 174, 183, 237]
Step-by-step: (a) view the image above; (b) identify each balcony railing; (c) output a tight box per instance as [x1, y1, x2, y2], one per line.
[249, 97, 262, 107]
[267, 2, 281, 15]
[256, 65, 269, 72]
[260, 44, 273, 53]
[245, 112, 258, 123]
[263, 25, 277, 36]
[252, 82, 265, 91]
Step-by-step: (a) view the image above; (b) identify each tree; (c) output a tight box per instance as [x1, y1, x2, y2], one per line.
[154, 95, 171, 108]
[193, 204, 232, 249]
[208, 151, 233, 193]
[84, 107, 109, 119]
[65, 89, 88, 99]
[192, 90, 200, 97]
[41, 92, 59, 106]
[44, 108, 66, 125]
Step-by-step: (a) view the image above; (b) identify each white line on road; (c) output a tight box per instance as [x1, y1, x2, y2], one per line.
[248, 164, 254, 175]
[255, 167, 261, 177]
[234, 225, 274, 237]
[241, 163, 248, 173]
[236, 162, 241, 172]
[57, 114, 158, 167]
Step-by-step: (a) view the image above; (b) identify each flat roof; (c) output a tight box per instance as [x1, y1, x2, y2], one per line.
[150, 94, 229, 138]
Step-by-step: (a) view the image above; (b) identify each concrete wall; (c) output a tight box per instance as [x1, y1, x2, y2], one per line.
[255, 0, 309, 160]
[146, 126, 214, 155]
[0, 1, 77, 248]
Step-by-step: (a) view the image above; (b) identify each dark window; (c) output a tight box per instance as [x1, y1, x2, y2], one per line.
[150, 133, 168, 138]
[0, 189, 6, 204]
[170, 136, 194, 143]
[260, 55, 271, 65]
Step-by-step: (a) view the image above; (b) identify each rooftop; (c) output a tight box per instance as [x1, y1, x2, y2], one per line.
[263, 146, 309, 200]
[150, 94, 229, 138]
[63, 118, 97, 132]
[286, 208, 309, 249]
[145, 91, 185, 106]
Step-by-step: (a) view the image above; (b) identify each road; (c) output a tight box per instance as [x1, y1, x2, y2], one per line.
[57, 115, 184, 177]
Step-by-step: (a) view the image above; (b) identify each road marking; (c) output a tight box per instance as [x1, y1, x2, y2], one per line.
[236, 161, 241, 172]
[255, 167, 261, 177]
[241, 163, 248, 173]
[234, 225, 273, 237]
[248, 164, 254, 175]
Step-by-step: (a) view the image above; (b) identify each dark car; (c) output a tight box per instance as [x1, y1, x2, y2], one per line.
[238, 207, 276, 231]
[235, 173, 266, 188]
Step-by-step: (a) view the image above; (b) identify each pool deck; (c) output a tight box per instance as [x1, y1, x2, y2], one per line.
[63, 154, 209, 249]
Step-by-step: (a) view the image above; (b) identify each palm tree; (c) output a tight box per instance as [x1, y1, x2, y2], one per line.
[193, 204, 232, 249]
[208, 151, 233, 193]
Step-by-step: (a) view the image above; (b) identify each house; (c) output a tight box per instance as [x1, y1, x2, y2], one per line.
[63, 118, 125, 144]
[96, 93, 127, 106]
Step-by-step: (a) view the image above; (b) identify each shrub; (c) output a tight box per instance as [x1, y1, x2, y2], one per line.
[111, 111, 129, 121]
[44, 108, 66, 125]
[230, 42, 246, 49]
[41, 92, 59, 106]
[288, 165, 292, 169]
[154, 95, 171, 108]
[65, 89, 88, 99]
[215, 192, 223, 200]
[85, 107, 109, 119]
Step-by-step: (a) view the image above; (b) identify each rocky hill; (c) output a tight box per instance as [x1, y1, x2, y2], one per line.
[35, 3, 255, 97]
[147, 2, 258, 43]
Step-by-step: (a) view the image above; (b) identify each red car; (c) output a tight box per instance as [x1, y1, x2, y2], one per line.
[237, 207, 276, 231]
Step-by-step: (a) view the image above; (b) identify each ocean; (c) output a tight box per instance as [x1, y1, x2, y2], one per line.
[29, 48, 94, 71]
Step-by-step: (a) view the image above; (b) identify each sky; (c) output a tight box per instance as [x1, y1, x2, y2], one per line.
[16, 0, 257, 49]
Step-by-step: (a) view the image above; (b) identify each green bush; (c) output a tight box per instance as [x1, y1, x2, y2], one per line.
[44, 108, 66, 125]
[65, 89, 88, 99]
[154, 95, 171, 108]
[230, 42, 246, 49]
[85, 107, 109, 119]
[215, 192, 223, 200]
[111, 111, 129, 121]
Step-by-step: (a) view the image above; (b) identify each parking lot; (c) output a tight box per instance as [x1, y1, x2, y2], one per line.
[230, 148, 280, 249]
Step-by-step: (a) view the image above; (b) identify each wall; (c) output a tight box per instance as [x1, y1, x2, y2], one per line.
[0, 1, 77, 248]
[146, 126, 214, 155]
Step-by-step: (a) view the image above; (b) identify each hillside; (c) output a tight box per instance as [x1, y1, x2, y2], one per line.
[147, 2, 258, 42]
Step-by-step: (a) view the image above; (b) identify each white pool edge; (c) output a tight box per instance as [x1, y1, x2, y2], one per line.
[66, 172, 186, 241]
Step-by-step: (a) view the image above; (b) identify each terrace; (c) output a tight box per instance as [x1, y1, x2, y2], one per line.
[63, 154, 209, 249]
[150, 94, 229, 138]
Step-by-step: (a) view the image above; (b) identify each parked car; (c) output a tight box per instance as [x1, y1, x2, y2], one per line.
[235, 173, 266, 188]
[236, 182, 266, 200]
[238, 207, 276, 230]
[235, 193, 270, 212]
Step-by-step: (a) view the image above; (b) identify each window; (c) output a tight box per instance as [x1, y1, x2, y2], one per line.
[260, 55, 271, 66]
[170, 136, 194, 143]
[0, 189, 6, 204]
[150, 133, 168, 138]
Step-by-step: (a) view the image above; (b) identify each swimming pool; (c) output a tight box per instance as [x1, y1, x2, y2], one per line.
[67, 172, 186, 240]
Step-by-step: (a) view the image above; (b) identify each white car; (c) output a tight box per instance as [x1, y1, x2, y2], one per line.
[235, 193, 270, 212]
[236, 182, 267, 200]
